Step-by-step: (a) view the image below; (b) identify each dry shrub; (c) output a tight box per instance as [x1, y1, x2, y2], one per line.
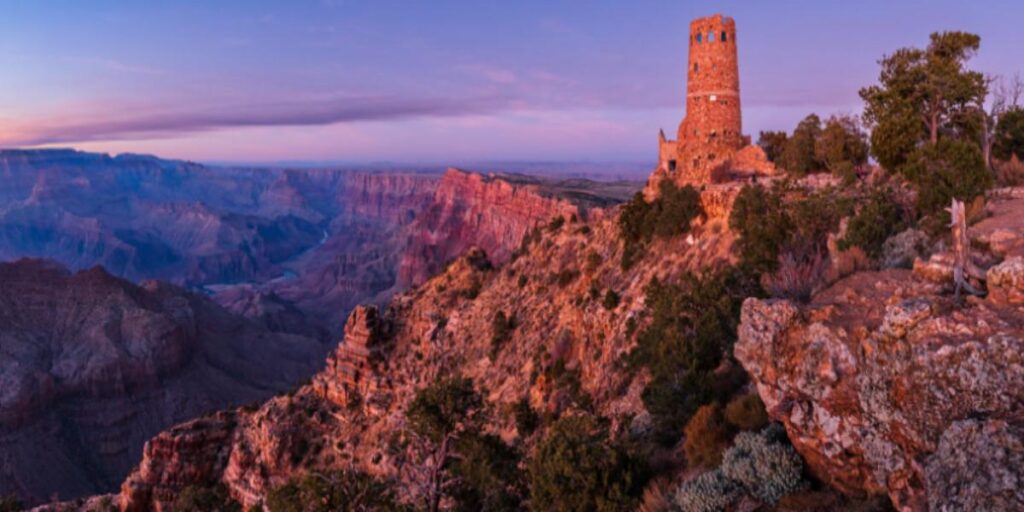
[637, 477, 675, 512]
[995, 155, 1024, 187]
[684, 403, 732, 469]
[725, 393, 769, 431]
[761, 251, 829, 303]
[828, 245, 870, 283]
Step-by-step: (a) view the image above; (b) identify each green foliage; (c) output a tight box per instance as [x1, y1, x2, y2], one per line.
[602, 289, 620, 310]
[839, 188, 908, 257]
[729, 185, 791, 272]
[490, 310, 515, 358]
[671, 470, 742, 512]
[0, 496, 22, 512]
[684, 403, 731, 469]
[172, 484, 242, 512]
[780, 114, 823, 176]
[730, 184, 852, 272]
[619, 181, 702, 269]
[407, 376, 482, 443]
[720, 424, 806, 505]
[513, 397, 539, 436]
[628, 268, 760, 442]
[994, 107, 1024, 161]
[527, 415, 648, 512]
[860, 31, 987, 170]
[724, 393, 770, 431]
[265, 470, 402, 512]
[815, 115, 869, 176]
[757, 131, 789, 163]
[903, 139, 993, 216]
[448, 433, 525, 511]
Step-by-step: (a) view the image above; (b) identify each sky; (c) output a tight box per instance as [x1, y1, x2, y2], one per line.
[0, 0, 1021, 164]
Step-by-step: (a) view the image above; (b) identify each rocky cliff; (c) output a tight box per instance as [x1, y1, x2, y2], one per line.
[0, 259, 327, 506]
[396, 168, 587, 287]
[735, 189, 1024, 511]
[115, 192, 734, 510]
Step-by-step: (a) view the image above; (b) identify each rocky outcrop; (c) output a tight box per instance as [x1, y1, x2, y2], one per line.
[736, 270, 1024, 511]
[0, 259, 326, 506]
[397, 168, 584, 287]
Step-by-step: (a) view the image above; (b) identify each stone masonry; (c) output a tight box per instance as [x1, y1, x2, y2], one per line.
[648, 14, 775, 197]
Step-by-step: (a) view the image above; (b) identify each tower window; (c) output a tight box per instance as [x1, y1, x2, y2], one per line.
[668, 160, 677, 171]
[708, 32, 715, 43]
[693, 63, 698, 73]
[721, 31, 727, 42]
[696, 33, 702, 43]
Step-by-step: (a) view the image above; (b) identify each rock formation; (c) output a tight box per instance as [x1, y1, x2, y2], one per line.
[0, 259, 326, 506]
[735, 189, 1024, 510]
[396, 168, 586, 287]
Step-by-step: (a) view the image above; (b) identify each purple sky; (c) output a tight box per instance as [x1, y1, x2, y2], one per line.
[1, 0, 1021, 164]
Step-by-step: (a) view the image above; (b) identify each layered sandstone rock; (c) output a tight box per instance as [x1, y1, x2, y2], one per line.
[397, 168, 584, 287]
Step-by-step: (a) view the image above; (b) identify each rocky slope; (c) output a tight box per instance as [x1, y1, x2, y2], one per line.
[0, 259, 327, 506]
[735, 189, 1024, 511]
[115, 190, 737, 510]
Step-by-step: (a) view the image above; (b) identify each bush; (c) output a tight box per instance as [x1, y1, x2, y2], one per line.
[902, 139, 993, 217]
[513, 397, 539, 436]
[781, 114, 824, 176]
[0, 496, 22, 512]
[993, 107, 1024, 161]
[761, 251, 829, 303]
[554, 268, 580, 288]
[757, 131, 789, 163]
[840, 189, 908, 258]
[490, 310, 515, 358]
[724, 393, 769, 431]
[602, 289, 620, 310]
[548, 216, 566, 232]
[265, 470, 401, 512]
[528, 415, 648, 512]
[684, 403, 731, 469]
[637, 478, 674, 512]
[720, 424, 806, 505]
[172, 484, 242, 512]
[729, 185, 791, 271]
[517, 274, 528, 288]
[671, 470, 742, 512]
[619, 181, 702, 269]
[449, 433, 525, 511]
[628, 269, 761, 443]
[407, 376, 482, 443]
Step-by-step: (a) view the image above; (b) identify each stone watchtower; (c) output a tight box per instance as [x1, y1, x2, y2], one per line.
[647, 14, 774, 203]
[676, 14, 742, 181]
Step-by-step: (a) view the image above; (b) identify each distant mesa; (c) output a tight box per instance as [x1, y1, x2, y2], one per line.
[647, 13, 775, 196]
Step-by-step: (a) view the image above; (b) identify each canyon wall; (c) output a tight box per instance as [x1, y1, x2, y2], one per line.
[0, 259, 327, 505]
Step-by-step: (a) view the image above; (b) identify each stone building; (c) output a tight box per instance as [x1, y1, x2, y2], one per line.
[650, 14, 774, 191]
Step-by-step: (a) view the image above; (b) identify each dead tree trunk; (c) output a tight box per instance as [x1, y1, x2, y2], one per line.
[947, 198, 985, 301]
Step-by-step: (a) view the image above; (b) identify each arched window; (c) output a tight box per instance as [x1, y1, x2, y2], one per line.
[708, 32, 715, 43]
[696, 33, 702, 43]
[721, 31, 727, 42]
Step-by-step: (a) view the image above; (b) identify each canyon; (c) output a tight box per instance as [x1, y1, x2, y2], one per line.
[0, 149, 639, 506]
